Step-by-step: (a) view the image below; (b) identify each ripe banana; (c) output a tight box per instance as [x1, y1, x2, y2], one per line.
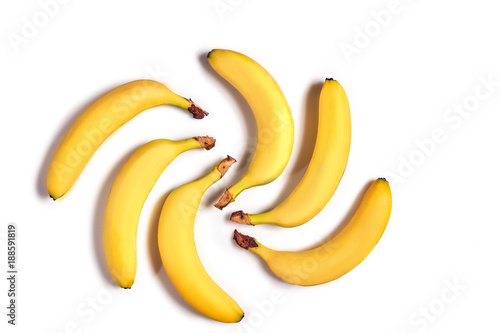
[208, 49, 294, 209]
[158, 156, 244, 322]
[103, 136, 215, 289]
[231, 79, 351, 227]
[233, 178, 392, 286]
[46, 80, 208, 200]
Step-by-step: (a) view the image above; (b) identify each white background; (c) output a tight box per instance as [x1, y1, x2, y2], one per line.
[2, 0, 500, 332]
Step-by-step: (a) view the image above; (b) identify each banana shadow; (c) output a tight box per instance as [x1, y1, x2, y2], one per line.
[221, 80, 322, 221]
[309, 179, 373, 249]
[150, 192, 217, 321]
[233, 180, 374, 285]
[93, 153, 208, 321]
[156, 268, 212, 321]
[198, 51, 258, 205]
[36, 83, 119, 200]
[147, 191, 170, 274]
[258, 81, 322, 213]
[92, 144, 142, 285]
[231, 227, 292, 286]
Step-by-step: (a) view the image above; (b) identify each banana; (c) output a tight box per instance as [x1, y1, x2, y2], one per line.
[103, 136, 215, 289]
[207, 49, 294, 209]
[46, 80, 208, 200]
[158, 156, 244, 322]
[233, 178, 392, 286]
[231, 79, 351, 227]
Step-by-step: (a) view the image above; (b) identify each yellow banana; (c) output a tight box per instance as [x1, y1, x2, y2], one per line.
[231, 79, 351, 227]
[158, 156, 244, 323]
[208, 49, 294, 209]
[46, 80, 208, 200]
[103, 136, 215, 289]
[233, 178, 392, 286]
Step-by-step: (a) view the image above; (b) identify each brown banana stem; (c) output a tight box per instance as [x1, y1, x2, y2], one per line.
[193, 136, 216, 150]
[186, 98, 209, 119]
[215, 189, 232, 210]
[217, 156, 236, 177]
[233, 230, 258, 249]
[230, 211, 253, 225]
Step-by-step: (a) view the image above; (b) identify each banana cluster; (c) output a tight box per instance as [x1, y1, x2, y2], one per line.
[46, 49, 392, 323]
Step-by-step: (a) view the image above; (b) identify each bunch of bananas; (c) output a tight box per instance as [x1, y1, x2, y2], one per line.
[46, 49, 392, 323]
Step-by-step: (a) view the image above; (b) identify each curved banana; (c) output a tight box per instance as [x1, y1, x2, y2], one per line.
[103, 136, 215, 289]
[233, 178, 392, 286]
[47, 80, 208, 200]
[231, 79, 351, 227]
[158, 156, 244, 322]
[208, 49, 294, 209]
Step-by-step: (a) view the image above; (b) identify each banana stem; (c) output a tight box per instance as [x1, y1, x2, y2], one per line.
[233, 230, 258, 249]
[186, 98, 209, 119]
[214, 189, 233, 210]
[193, 136, 216, 150]
[230, 211, 253, 225]
[217, 156, 237, 177]
[233, 229, 275, 262]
